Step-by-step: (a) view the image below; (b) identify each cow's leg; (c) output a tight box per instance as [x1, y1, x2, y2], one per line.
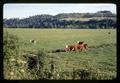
[75, 46, 79, 52]
[84, 44, 88, 51]
[80, 47, 83, 52]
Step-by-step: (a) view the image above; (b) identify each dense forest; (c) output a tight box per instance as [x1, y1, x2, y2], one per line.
[3, 11, 116, 29]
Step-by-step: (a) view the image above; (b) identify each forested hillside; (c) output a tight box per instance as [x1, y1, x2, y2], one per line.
[3, 11, 116, 29]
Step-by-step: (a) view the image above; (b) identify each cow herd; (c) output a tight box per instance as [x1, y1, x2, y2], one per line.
[29, 39, 88, 52]
[65, 41, 88, 52]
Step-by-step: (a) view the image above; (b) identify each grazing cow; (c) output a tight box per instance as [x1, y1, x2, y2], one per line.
[65, 41, 88, 52]
[76, 44, 84, 51]
[65, 44, 84, 52]
[77, 41, 88, 51]
[76, 43, 88, 51]
[65, 45, 77, 51]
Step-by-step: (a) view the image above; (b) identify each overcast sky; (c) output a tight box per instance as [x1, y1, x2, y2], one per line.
[3, 3, 116, 19]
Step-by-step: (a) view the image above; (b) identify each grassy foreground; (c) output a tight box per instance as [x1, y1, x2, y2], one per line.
[3, 28, 116, 80]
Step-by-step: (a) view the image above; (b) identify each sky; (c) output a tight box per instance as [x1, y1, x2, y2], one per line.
[3, 3, 116, 19]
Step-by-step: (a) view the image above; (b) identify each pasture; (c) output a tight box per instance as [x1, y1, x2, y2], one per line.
[3, 28, 117, 80]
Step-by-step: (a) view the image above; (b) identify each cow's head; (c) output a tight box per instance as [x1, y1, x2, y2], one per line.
[77, 41, 84, 45]
[65, 45, 68, 48]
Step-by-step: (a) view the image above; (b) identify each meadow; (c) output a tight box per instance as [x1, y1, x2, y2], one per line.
[3, 28, 117, 80]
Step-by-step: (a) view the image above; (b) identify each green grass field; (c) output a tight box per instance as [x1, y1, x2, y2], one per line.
[4, 28, 117, 80]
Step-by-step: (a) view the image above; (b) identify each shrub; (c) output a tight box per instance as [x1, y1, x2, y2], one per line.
[3, 31, 19, 58]
[3, 31, 30, 79]
[26, 49, 49, 79]
[3, 31, 20, 79]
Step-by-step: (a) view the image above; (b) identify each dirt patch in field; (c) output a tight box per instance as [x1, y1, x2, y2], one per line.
[89, 43, 116, 49]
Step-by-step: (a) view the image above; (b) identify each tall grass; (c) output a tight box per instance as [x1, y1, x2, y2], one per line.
[3, 31, 21, 79]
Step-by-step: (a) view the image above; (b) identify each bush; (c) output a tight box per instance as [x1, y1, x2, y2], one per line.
[26, 49, 49, 79]
[3, 32, 51, 79]
[3, 31, 19, 57]
[3, 31, 20, 79]
[71, 67, 116, 80]
[3, 31, 30, 79]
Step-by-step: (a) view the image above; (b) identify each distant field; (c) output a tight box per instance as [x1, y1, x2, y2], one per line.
[4, 28, 117, 79]
[61, 17, 116, 21]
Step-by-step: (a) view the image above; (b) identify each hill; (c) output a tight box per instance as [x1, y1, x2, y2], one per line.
[3, 10, 116, 29]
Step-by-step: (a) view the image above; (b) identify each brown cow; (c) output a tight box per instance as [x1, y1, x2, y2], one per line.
[65, 45, 77, 51]
[65, 41, 88, 52]
[77, 41, 88, 51]
[76, 43, 88, 51]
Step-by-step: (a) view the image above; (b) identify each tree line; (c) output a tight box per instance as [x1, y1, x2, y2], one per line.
[3, 11, 116, 29]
